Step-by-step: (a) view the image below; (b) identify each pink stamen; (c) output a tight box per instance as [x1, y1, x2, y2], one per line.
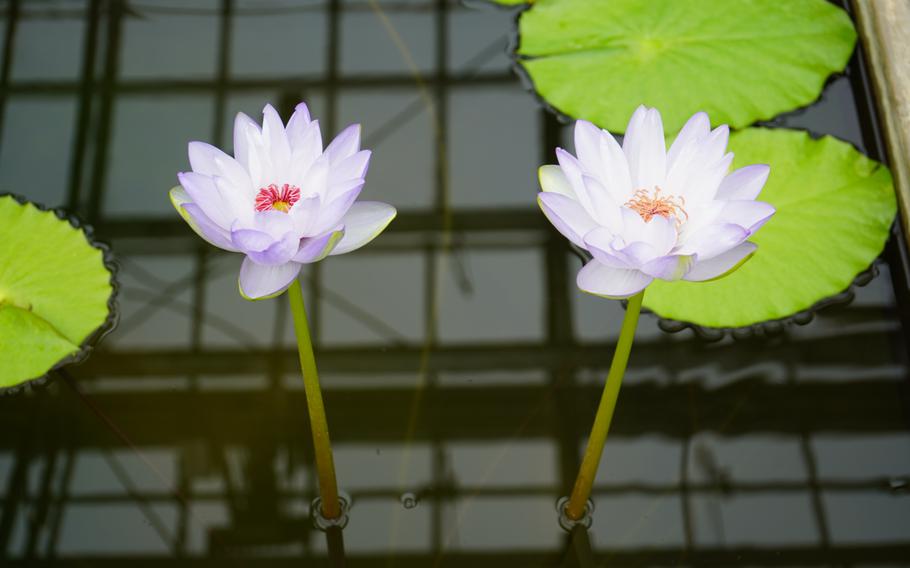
[255, 183, 301, 213]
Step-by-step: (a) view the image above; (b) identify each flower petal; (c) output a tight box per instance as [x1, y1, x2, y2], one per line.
[261, 104, 292, 177]
[641, 254, 695, 280]
[330, 201, 397, 256]
[597, 126, 634, 202]
[667, 111, 710, 169]
[576, 259, 653, 299]
[684, 241, 757, 282]
[295, 228, 345, 262]
[537, 192, 599, 249]
[678, 223, 748, 259]
[188, 141, 252, 190]
[286, 120, 323, 185]
[538, 165, 575, 199]
[238, 258, 302, 300]
[581, 174, 622, 230]
[717, 200, 776, 234]
[716, 164, 771, 201]
[178, 171, 232, 229]
[285, 103, 314, 150]
[233, 112, 265, 185]
[307, 181, 363, 236]
[170, 187, 239, 251]
[329, 149, 371, 186]
[574, 120, 605, 179]
[623, 106, 666, 191]
[584, 227, 633, 269]
[325, 124, 361, 165]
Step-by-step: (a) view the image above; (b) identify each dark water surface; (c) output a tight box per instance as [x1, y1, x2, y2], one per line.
[1, 0, 909, 565]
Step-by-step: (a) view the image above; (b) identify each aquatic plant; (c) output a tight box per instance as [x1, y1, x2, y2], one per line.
[170, 102, 396, 523]
[538, 107, 774, 523]
[0, 195, 116, 391]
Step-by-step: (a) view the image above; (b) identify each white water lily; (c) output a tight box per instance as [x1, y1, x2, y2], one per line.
[538, 106, 775, 298]
[170, 102, 396, 300]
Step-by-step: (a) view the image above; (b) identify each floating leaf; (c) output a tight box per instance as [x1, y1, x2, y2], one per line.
[515, 0, 856, 133]
[0, 196, 115, 389]
[642, 129, 895, 328]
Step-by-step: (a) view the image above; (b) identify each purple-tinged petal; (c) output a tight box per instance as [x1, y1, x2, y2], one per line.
[574, 120, 604, 178]
[325, 124, 361, 164]
[717, 200, 775, 234]
[238, 257, 302, 300]
[330, 202, 397, 256]
[286, 120, 323, 184]
[678, 223, 748, 259]
[307, 181, 363, 236]
[178, 171, 233, 229]
[538, 165, 575, 199]
[188, 141, 252, 190]
[329, 149, 371, 185]
[667, 111, 710, 168]
[641, 254, 695, 280]
[170, 186, 239, 251]
[286, 103, 315, 150]
[623, 106, 666, 191]
[299, 154, 330, 199]
[584, 227, 633, 269]
[295, 228, 345, 262]
[716, 164, 771, 201]
[684, 242, 757, 282]
[555, 148, 595, 214]
[242, 231, 300, 266]
[597, 127, 634, 202]
[233, 112, 264, 182]
[261, 104, 291, 172]
[537, 192, 598, 249]
[288, 194, 321, 235]
[620, 241, 661, 266]
[233, 209, 294, 239]
[576, 259, 653, 299]
[581, 175, 622, 230]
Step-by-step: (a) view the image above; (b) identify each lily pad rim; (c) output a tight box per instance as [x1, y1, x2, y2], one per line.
[0, 193, 120, 394]
[462, 0, 530, 9]
[508, 0, 855, 135]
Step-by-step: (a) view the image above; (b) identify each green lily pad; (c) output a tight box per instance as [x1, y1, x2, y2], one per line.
[515, 0, 856, 133]
[0, 196, 115, 388]
[642, 128, 896, 329]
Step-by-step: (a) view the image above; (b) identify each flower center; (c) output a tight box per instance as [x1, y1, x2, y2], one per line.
[255, 183, 301, 213]
[625, 187, 687, 223]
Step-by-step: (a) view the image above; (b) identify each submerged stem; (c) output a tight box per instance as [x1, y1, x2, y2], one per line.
[565, 290, 644, 521]
[288, 279, 341, 520]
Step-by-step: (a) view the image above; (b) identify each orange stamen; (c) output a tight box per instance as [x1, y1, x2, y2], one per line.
[625, 186, 687, 223]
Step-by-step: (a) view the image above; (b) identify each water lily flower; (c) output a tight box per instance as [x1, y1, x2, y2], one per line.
[170, 102, 397, 300]
[538, 105, 775, 299]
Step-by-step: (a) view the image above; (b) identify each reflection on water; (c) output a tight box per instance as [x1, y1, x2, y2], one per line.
[1, 0, 909, 565]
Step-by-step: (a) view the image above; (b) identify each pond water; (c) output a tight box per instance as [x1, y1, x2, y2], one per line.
[1, 0, 909, 565]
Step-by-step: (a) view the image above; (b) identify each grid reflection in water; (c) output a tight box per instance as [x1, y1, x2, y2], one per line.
[0, 0, 909, 564]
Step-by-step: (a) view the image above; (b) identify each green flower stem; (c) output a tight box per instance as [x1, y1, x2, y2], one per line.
[288, 279, 341, 520]
[565, 290, 644, 521]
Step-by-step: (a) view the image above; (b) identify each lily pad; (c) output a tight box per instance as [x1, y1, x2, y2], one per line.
[642, 128, 896, 329]
[515, 0, 856, 134]
[0, 195, 116, 389]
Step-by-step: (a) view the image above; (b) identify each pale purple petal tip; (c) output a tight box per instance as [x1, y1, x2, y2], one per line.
[684, 242, 757, 282]
[330, 201, 397, 256]
[537, 192, 598, 249]
[238, 257, 302, 300]
[576, 259, 653, 299]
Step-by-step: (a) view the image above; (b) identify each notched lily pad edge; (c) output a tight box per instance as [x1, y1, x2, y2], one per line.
[503, 1, 856, 135]
[0, 193, 120, 396]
